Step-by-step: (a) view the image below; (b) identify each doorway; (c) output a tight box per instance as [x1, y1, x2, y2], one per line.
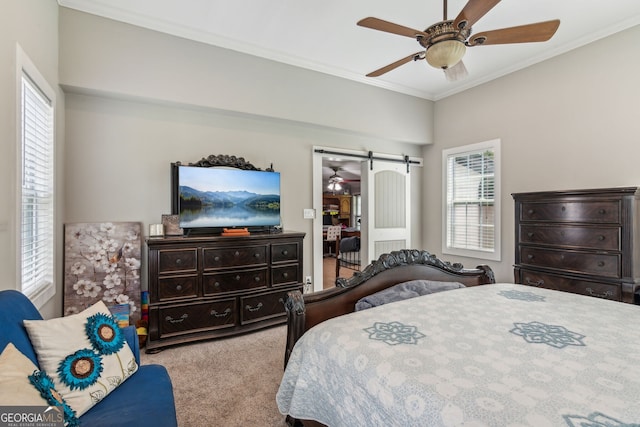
[312, 148, 365, 291]
[312, 147, 418, 292]
[320, 157, 362, 289]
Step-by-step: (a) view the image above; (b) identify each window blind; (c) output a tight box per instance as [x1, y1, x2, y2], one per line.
[21, 73, 54, 298]
[445, 148, 495, 252]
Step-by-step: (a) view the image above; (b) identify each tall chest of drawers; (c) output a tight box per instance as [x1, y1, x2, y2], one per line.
[513, 187, 640, 303]
[146, 231, 304, 352]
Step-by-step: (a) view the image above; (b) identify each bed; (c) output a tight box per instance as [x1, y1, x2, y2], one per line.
[277, 250, 640, 426]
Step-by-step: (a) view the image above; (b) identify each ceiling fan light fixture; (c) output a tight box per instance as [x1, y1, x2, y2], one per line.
[327, 182, 342, 192]
[425, 39, 466, 69]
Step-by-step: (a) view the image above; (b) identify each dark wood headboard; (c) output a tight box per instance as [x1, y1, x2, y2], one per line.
[284, 249, 495, 367]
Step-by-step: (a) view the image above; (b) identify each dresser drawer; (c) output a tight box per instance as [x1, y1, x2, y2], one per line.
[517, 269, 621, 301]
[240, 287, 296, 325]
[519, 201, 620, 223]
[519, 247, 620, 278]
[158, 249, 197, 273]
[156, 299, 236, 338]
[519, 224, 620, 251]
[202, 268, 267, 295]
[202, 246, 267, 269]
[155, 275, 198, 302]
[271, 242, 299, 263]
[272, 265, 299, 286]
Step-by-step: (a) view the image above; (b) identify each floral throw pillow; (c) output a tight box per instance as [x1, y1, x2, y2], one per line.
[23, 301, 138, 417]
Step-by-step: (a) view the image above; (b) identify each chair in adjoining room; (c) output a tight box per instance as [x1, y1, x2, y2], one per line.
[324, 225, 342, 257]
[335, 236, 361, 278]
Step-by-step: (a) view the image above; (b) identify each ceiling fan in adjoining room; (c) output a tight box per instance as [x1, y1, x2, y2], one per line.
[327, 166, 345, 192]
[357, 0, 560, 81]
[326, 166, 361, 193]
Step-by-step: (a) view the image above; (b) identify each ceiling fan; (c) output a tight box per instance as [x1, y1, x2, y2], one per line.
[326, 166, 360, 192]
[357, 0, 560, 81]
[327, 166, 345, 192]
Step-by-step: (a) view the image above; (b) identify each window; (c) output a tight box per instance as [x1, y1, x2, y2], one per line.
[17, 45, 56, 307]
[442, 139, 500, 261]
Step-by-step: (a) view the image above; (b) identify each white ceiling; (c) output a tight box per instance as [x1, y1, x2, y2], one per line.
[59, 0, 640, 101]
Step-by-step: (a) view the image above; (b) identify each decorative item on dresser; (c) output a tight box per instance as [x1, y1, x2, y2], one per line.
[512, 187, 640, 303]
[146, 231, 304, 352]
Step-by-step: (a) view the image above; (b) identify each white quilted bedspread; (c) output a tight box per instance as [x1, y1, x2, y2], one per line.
[277, 283, 640, 427]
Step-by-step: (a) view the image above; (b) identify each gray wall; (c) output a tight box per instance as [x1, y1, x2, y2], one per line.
[0, 0, 64, 318]
[424, 24, 640, 283]
[59, 8, 433, 145]
[59, 8, 429, 304]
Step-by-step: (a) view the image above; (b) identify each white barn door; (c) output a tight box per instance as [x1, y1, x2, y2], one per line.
[360, 159, 411, 265]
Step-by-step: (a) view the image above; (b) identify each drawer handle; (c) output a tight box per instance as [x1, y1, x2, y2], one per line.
[175, 284, 182, 291]
[214, 256, 220, 262]
[234, 251, 240, 257]
[165, 314, 188, 324]
[282, 272, 289, 278]
[211, 308, 231, 318]
[586, 288, 613, 299]
[525, 278, 544, 287]
[597, 261, 605, 267]
[254, 276, 261, 282]
[561, 206, 566, 212]
[175, 258, 182, 265]
[282, 250, 288, 256]
[214, 282, 220, 288]
[598, 208, 606, 215]
[527, 209, 534, 215]
[246, 302, 263, 312]
[254, 253, 261, 258]
[235, 275, 241, 281]
[598, 235, 605, 241]
[527, 232, 534, 238]
[527, 254, 535, 260]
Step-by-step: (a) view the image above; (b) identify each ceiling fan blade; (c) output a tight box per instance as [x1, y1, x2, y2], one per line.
[453, 0, 501, 30]
[366, 52, 424, 77]
[444, 60, 468, 82]
[468, 20, 560, 46]
[357, 17, 427, 38]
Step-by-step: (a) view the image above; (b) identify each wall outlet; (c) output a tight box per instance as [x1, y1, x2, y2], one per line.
[303, 276, 312, 293]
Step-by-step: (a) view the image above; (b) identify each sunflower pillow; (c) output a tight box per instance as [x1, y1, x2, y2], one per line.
[24, 301, 138, 417]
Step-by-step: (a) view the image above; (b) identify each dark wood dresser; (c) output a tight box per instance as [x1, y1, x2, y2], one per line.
[513, 187, 640, 303]
[146, 231, 304, 352]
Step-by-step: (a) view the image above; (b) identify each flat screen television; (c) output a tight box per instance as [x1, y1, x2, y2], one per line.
[171, 164, 281, 234]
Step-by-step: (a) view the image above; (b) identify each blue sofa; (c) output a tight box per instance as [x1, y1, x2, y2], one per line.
[0, 290, 177, 426]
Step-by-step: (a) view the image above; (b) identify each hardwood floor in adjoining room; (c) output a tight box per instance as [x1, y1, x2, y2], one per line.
[323, 257, 359, 289]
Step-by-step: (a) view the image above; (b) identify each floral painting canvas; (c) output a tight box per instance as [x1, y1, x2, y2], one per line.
[63, 222, 142, 324]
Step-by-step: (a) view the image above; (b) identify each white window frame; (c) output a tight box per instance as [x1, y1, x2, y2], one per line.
[16, 44, 56, 308]
[442, 139, 501, 261]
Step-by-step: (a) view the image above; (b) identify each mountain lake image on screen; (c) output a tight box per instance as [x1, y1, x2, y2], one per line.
[177, 166, 281, 230]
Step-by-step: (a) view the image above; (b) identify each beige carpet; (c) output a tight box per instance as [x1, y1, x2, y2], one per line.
[141, 326, 289, 427]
